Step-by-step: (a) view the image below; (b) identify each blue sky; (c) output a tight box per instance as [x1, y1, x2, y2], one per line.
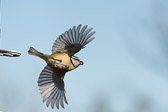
[0, 0, 168, 112]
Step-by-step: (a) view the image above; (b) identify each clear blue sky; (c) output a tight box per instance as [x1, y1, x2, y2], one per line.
[0, 0, 168, 112]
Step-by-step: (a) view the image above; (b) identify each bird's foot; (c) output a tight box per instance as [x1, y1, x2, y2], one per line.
[54, 62, 69, 69]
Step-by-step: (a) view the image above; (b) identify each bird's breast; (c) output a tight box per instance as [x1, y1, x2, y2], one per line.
[50, 53, 75, 71]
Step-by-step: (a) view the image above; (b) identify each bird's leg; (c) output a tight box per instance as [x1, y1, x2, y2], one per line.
[54, 58, 62, 62]
[49, 58, 69, 69]
[54, 61, 69, 69]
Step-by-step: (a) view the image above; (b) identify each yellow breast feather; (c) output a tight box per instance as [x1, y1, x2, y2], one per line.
[51, 53, 75, 71]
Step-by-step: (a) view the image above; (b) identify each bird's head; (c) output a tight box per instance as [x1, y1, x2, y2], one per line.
[71, 56, 84, 68]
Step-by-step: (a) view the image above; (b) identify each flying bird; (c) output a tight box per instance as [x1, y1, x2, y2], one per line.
[28, 24, 95, 109]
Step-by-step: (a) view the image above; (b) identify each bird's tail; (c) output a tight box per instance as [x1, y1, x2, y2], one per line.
[28, 47, 46, 59]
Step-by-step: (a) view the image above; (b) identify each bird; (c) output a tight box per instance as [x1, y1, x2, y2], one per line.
[0, 49, 21, 57]
[28, 24, 95, 109]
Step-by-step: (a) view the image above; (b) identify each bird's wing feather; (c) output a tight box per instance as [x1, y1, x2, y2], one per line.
[0, 50, 21, 57]
[52, 24, 95, 56]
[38, 65, 68, 109]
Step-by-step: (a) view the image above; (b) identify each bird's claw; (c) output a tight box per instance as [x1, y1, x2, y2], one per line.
[54, 61, 69, 69]
[49, 58, 69, 69]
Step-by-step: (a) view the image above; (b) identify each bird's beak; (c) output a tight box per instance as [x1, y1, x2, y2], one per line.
[80, 61, 84, 65]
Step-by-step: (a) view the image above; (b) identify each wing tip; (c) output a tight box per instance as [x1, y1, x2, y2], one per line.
[0, 49, 21, 57]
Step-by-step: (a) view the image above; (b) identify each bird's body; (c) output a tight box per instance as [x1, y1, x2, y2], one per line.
[29, 48, 76, 71]
[28, 24, 95, 109]
[48, 53, 75, 71]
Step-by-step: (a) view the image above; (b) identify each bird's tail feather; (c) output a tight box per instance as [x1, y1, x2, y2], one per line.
[28, 47, 45, 59]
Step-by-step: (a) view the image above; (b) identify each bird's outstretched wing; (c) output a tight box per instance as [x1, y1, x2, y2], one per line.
[52, 24, 95, 56]
[38, 65, 68, 109]
[0, 50, 21, 57]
